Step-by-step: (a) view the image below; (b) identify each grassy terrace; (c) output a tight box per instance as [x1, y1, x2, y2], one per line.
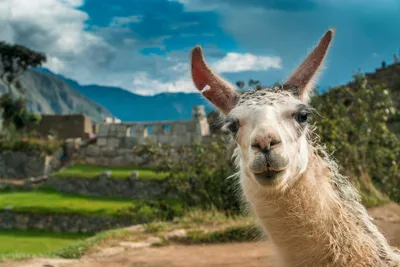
[0, 188, 133, 217]
[52, 164, 169, 180]
[0, 230, 90, 256]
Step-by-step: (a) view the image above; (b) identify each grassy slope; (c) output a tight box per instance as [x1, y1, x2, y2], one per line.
[0, 230, 90, 255]
[0, 189, 133, 217]
[52, 164, 168, 180]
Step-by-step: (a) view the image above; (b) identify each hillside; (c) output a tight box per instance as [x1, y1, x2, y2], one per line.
[349, 63, 400, 134]
[37, 68, 212, 122]
[0, 70, 113, 123]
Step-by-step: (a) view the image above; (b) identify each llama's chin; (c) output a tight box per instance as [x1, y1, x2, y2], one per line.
[253, 169, 286, 186]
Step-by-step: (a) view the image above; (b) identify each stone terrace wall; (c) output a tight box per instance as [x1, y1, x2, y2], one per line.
[48, 176, 176, 199]
[0, 210, 134, 234]
[73, 146, 163, 167]
[0, 150, 62, 179]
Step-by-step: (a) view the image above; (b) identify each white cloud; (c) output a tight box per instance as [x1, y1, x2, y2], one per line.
[60, 0, 84, 7]
[2, 0, 283, 96]
[4, 0, 114, 76]
[213, 53, 282, 73]
[132, 71, 195, 95]
[110, 15, 143, 27]
[45, 56, 66, 73]
[170, 62, 190, 73]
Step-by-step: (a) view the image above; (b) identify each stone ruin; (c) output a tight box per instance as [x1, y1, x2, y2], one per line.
[95, 105, 210, 149]
[72, 106, 212, 166]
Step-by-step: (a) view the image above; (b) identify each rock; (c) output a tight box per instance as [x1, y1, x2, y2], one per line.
[86, 145, 100, 157]
[163, 229, 187, 240]
[99, 171, 112, 180]
[92, 247, 125, 258]
[129, 171, 140, 180]
[109, 156, 125, 166]
[146, 236, 163, 245]
[124, 224, 145, 232]
[119, 241, 149, 249]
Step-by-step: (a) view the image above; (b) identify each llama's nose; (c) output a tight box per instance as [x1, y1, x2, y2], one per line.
[251, 132, 282, 154]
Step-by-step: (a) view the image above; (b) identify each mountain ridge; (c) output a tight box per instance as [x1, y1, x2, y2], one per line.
[0, 69, 113, 123]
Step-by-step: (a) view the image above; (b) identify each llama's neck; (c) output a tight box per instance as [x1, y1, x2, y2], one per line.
[241, 152, 397, 267]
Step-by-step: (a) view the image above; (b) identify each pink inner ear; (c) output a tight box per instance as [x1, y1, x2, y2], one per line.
[191, 46, 238, 114]
[284, 29, 335, 101]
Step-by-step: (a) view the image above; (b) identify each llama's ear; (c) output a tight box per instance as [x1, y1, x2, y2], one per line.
[191, 46, 239, 114]
[284, 29, 335, 102]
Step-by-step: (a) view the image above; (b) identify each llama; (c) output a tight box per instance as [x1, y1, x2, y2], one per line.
[190, 29, 400, 267]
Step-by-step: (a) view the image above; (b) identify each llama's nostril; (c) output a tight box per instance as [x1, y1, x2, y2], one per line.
[270, 139, 282, 148]
[251, 143, 262, 150]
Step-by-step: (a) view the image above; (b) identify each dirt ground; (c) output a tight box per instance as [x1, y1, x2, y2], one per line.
[4, 202, 400, 267]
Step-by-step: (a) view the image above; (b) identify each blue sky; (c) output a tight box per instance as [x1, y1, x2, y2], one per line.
[1, 0, 400, 95]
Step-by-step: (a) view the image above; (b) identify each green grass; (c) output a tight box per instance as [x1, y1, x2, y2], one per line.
[52, 164, 169, 180]
[0, 228, 128, 262]
[0, 230, 90, 257]
[0, 188, 184, 219]
[0, 188, 133, 217]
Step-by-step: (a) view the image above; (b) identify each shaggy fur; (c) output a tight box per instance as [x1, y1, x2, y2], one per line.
[190, 29, 400, 267]
[231, 99, 400, 266]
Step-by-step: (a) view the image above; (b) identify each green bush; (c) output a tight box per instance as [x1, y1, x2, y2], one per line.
[133, 137, 242, 215]
[311, 73, 399, 203]
[181, 225, 261, 244]
[117, 199, 185, 222]
[0, 94, 40, 131]
[0, 136, 61, 155]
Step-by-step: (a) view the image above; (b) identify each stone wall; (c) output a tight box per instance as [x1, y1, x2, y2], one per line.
[0, 150, 62, 179]
[72, 106, 211, 166]
[95, 106, 210, 149]
[0, 210, 134, 233]
[30, 114, 94, 139]
[48, 176, 176, 199]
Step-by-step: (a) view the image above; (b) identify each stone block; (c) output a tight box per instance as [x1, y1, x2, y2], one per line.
[102, 148, 117, 157]
[97, 125, 109, 137]
[110, 156, 125, 166]
[129, 171, 139, 180]
[85, 157, 97, 165]
[186, 122, 196, 133]
[157, 134, 170, 144]
[86, 145, 100, 157]
[97, 137, 107, 147]
[99, 171, 111, 182]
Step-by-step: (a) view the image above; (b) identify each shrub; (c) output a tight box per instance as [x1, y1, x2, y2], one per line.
[0, 94, 40, 131]
[311, 73, 400, 203]
[133, 136, 242, 215]
[0, 136, 61, 155]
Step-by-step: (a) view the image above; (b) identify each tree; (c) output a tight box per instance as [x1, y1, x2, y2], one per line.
[0, 41, 46, 131]
[0, 41, 46, 94]
[236, 80, 245, 90]
[235, 79, 262, 91]
[248, 79, 260, 88]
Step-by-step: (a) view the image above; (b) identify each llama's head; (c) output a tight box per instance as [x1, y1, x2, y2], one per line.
[190, 30, 334, 190]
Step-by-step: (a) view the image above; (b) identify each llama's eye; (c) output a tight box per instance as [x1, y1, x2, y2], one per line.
[224, 116, 240, 134]
[295, 110, 310, 124]
[228, 120, 239, 133]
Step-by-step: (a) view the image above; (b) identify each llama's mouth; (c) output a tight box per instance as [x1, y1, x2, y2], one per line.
[253, 169, 284, 183]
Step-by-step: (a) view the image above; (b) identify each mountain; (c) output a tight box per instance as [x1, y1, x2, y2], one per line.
[0, 70, 113, 123]
[37, 68, 212, 122]
[32, 62, 400, 125]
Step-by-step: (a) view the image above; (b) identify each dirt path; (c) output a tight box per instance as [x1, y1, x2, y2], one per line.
[4, 202, 400, 267]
